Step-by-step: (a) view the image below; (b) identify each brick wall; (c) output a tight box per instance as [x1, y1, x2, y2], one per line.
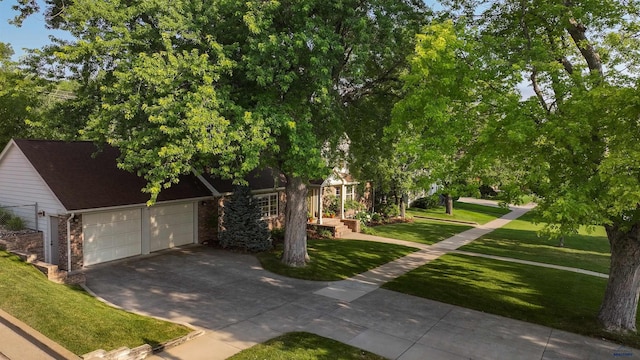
[57, 215, 83, 271]
[198, 200, 218, 244]
[0, 231, 44, 260]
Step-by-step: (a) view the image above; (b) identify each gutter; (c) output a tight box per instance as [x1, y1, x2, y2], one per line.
[67, 213, 74, 272]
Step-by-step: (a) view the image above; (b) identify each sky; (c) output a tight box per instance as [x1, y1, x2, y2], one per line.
[0, 1, 75, 60]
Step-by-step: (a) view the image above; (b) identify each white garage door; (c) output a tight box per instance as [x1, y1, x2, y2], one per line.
[149, 202, 194, 252]
[83, 209, 142, 266]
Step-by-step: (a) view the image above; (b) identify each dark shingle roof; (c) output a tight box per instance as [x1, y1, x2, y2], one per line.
[14, 139, 211, 211]
[202, 168, 287, 194]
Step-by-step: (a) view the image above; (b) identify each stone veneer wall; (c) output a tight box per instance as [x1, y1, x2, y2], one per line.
[198, 200, 218, 244]
[57, 215, 83, 271]
[0, 231, 44, 260]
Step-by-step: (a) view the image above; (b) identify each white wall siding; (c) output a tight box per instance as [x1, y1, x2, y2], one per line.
[0, 145, 65, 230]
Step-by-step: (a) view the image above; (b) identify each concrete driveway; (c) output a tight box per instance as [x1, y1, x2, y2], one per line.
[84, 246, 629, 360]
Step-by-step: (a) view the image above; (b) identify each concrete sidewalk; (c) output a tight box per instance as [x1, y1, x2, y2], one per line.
[0, 309, 80, 360]
[314, 205, 534, 303]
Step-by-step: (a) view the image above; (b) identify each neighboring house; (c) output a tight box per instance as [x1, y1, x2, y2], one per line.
[0, 139, 216, 271]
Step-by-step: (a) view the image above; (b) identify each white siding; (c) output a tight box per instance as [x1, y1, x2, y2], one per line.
[0, 144, 65, 229]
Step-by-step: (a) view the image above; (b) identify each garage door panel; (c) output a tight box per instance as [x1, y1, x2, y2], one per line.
[150, 203, 194, 252]
[83, 210, 142, 266]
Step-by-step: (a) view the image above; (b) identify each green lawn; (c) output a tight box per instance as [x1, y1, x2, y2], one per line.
[383, 254, 640, 348]
[366, 218, 472, 245]
[407, 201, 511, 225]
[228, 332, 386, 360]
[460, 212, 610, 274]
[257, 239, 417, 281]
[0, 251, 191, 355]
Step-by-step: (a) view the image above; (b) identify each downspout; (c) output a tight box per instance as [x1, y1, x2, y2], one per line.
[67, 213, 74, 272]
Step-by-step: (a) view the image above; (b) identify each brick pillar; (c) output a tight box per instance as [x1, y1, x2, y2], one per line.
[198, 199, 218, 245]
[58, 215, 83, 271]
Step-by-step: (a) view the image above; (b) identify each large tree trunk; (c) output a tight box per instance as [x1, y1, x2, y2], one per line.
[598, 222, 640, 332]
[281, 175, 310, 267]
[445, 194, 454, 216]
[400, 193, 406, 220]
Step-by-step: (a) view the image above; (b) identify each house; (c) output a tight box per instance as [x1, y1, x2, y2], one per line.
[0, 139, 366, 271]
[0, 139, 216, 271]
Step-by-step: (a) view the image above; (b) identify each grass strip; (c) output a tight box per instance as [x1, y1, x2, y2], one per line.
[0, 251, 190, 355]
[366, 219, 472, 245]
[460, 212, 610, 273]
[407, 201, 511, 225]
[257, 239, 417, 281]
[383, 253, 640, 348]
[228, 332, 386, 360]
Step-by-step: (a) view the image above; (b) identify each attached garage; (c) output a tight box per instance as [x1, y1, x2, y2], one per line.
[83, 209, 142, 266]
[0, 140, 216, 271]
[149, 202, 195, 252]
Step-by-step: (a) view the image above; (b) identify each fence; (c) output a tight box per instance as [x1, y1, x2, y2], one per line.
[0, 203, 38, 232]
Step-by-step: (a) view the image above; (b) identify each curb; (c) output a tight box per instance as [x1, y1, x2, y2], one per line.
[0, 308, 81, 360]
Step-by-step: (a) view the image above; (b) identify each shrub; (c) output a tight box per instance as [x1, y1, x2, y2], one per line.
[371, 213, 382, 223]
[344, 200, 365, 212]
[0, 208, 12, 225]
[479, 184, 498, 199]
[361, 225, 375, 235]
[270, 227, 285, 244]
[219, 185, 272, 252]
[6, 216, 25, 231]
[317, 228, 333, 238]
[354, 211, 371, 225]
[410, 195, 440, 209]
[379, 203, 399, 219]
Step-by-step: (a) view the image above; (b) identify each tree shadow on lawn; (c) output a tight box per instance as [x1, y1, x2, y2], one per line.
[461, 226, 611, 274]
[369, 220, 473, 245]
[383, 254, 640, 348]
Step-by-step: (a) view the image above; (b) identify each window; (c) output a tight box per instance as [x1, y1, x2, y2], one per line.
[345, 185, 355, 201]
[254, 193, 278, 218]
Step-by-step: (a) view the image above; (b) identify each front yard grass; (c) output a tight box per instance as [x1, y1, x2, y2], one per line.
[228, 332, 386, 360]
[257, 239, 418, 281]
[382, 253, 640, 348]
[0, 250, 191, 355]
[407, 201, 511, 225]
[460, 212, 610, 274]
[366, 218, 472, 245]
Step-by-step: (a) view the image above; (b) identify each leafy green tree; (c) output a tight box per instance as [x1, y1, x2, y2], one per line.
[19, 0, 428, 267]
[387, 21, 495, 217]
[219, 185, 271, 252]
[0, 42, 49, 147]
[438, 0, 640, 333]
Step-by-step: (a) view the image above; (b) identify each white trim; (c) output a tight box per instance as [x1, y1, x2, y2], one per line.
[70, 196, 212, 214]
[193, 171, 221, 196]
[254, 192, 279, 219]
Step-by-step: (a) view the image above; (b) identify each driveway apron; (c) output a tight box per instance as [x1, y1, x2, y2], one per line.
[84, 245, 626, 360]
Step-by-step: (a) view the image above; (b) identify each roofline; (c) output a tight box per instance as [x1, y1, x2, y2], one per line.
[3, 140, 68, 212]
[67, 196, 214, 214]
[193, 171, 221, 196]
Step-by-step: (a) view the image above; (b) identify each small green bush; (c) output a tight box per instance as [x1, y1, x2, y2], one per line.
[345, 200, 365, 212]
[0, 208, 12, 225]
[6, 216, 25, 231]
[318, 228, 333, 238]
[379, 203, 399, 219]
[371, 213, 382, 222]
[354, 211, 371, 225]
[270, 227, 285, 244]
[361, 225, 375, 235]
[411, 195, 440, 209]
